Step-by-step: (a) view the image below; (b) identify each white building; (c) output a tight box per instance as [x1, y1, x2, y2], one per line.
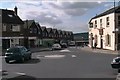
[89, 6, 120, 51]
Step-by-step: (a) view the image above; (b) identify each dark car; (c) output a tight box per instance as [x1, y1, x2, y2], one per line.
[5, 46, 32, 63]
[111, 57, 120, 69]
[60, 43, 67, 48]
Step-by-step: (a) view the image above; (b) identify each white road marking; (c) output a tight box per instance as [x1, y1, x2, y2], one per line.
[36, 55, 65, 59]
[71, 55, 76, 58]
[15, 72, 26, 75]
[45, 55, 65, 58]
[60, 49, 71, 52]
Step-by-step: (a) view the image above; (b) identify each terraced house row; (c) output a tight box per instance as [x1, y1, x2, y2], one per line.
[0, 7, 73, 49]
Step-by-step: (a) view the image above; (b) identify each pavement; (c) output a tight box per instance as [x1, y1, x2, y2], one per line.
[80, 46, 118, 55]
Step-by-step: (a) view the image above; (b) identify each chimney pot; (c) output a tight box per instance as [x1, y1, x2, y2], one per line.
[14, 6, 17, 16]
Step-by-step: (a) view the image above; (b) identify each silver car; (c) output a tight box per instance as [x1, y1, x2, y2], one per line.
[52, 43, 61, 50]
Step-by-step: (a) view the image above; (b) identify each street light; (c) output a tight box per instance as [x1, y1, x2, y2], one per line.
[24, 20, 29, 49]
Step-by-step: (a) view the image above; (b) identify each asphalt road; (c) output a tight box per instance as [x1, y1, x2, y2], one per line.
[1, 47, 118, 79]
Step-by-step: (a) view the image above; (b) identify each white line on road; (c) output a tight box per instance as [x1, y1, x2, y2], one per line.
[60, 49, 71, 52]
[71, 55, 77, 58]
[36, 55, 66, 59]
[45, 55, 65, 58]
[15, 72, 26, 75]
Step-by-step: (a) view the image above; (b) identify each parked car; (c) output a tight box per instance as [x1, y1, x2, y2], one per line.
[111, 57, 120, 69]
[5, 46, 32, 63]
[60, 43, 67, 48]
[52, 43, 61, 50]
[68, 41, 75, 46]
[116, 73, 120, 80]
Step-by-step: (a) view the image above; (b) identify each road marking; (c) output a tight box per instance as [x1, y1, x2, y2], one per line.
[45, 55, 65, 58]
[15, 72, 26, 75]
[60, 49, 71, 52]
[36, 55, 65, 59]
[71, 55, 76, 58]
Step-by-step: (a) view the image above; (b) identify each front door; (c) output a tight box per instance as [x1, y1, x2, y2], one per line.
[2, 39, 10, 49]
[100, 39, 103, 49]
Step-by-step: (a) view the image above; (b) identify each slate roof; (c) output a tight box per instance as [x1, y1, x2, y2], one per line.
[46, 28, 52, 33]
[1, 9, 23, 24]
[58, 30, 62, 34]
[24, 20, 34, 28]
[90, 6, 120, 22]
[35, 23, 42, 31]
[52, 29, 58, 33]
[41, 27, 46, 31]
[62, 31, 66, 35]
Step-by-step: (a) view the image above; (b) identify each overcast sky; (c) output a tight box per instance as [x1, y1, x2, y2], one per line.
[0, 0, 120, 33]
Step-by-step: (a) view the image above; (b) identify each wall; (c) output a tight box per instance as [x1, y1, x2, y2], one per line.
[89, 13, 115, 50]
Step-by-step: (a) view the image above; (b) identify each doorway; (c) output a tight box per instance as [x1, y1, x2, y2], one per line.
[100, 39, 103, 49]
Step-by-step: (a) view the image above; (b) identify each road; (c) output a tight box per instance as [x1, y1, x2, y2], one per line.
[1, 47, 118, 79]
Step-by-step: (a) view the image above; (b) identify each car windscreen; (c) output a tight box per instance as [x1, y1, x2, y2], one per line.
[7, 48, 20, 53]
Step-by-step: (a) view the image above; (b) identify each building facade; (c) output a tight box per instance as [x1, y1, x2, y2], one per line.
[1, 7, 24, 49]
[89, 6, 120, 50]
[1, 7, 74, 49]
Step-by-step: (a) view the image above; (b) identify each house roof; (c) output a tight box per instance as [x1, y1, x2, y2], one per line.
[24, 20, 36, 28]
[89, 6, 120, 23]
[1, 9, 23, 24]
[35, 23, 42, 31]
[62, 31, 66, 35]
[52, 29, 57, 33]
[58, 30, 62, 34]
[41, 27, 46, 31]
[46, 28, 52, 33]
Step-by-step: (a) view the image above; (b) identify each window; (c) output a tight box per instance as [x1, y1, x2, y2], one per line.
[95, 20, 97, 28]
[106, 17, 110, 27]
[94, 35, 97, 44]
[118, 21, 120, 25]
[2, 24, 6, 31]
[12, 25, 20, 31]
[89, 23, 93, 28]
[100, 19, 102, 27]
[106, 34, 111, 46]
[34, 28, 37, 33]
[118, 16, 120, 26]
[118, 16, 120, 20]
[38, 31, 41, 34]
[8, 14, 13, 17]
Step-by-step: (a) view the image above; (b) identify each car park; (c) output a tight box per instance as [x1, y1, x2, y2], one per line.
[5, 46, 32, 63]
[52, 43, 61, 50]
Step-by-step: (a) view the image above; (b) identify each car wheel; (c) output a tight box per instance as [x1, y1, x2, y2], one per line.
[29, 55, 32, 60]
[118, 69, 120, 73]
[21, 57, 25, 63]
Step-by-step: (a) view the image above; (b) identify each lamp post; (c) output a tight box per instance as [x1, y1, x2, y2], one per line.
[24, 20, 29, 49]
[115, 28, 119, 51]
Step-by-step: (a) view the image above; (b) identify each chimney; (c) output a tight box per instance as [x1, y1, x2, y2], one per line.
[14, 6, 17, 16]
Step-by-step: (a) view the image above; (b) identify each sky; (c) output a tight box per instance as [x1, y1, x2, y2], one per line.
[0, 0, 120, 33]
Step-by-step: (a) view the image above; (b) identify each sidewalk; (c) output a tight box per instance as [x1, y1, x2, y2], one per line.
[80, 46, 118, 55]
